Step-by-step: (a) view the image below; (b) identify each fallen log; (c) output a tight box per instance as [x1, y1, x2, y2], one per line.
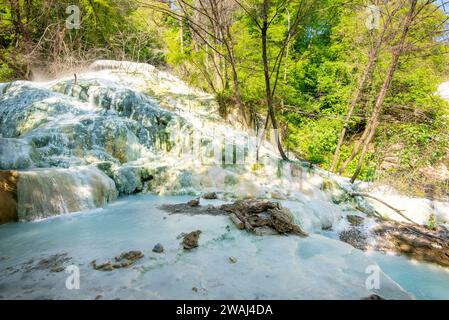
[350, 192, 416, 224]
[349, 192, 449, 265]
[229, 213, 245, 230]
[350, 192, 448, 242]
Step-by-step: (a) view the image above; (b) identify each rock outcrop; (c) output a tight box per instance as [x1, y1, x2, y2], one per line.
[0, 170, 18, 225]
[91, 250, 144, 271]
[161, 199, 308, 237]
[182, 231, 202, 250]
[220, 200, 308, 237]
[338, 214, 449, 268]
[372, 221, 449, 267]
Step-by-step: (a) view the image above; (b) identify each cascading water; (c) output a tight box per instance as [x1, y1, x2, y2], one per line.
[0, 60, 340, 225]
[1, 60, 449, 300]
[16, 167, 117, 220]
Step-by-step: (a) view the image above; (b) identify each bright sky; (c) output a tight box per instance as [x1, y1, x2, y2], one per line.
[438, 0, 449, 14]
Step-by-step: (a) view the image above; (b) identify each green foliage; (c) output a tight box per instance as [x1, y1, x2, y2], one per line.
[0, 63, 14, 82]
[0, 0, 165, 79]
[427, 214, 438, 231]
[1, 0, 448, 195]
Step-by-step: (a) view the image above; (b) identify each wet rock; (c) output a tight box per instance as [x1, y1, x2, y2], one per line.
[113, 260, 133, 269]
[0, 170, 18, 225]
[91, 250, 144, 271]
[339, 228, 368, 251]
[192, 287, 198, 292]
[91, 260, 113, 272]
[187, 198, 200, 207]
[269, 206, 306, 235]
[362, 294, 385, 300]
[221, 200, 308, 237]
[228, 257, 237, 264]
[161, 199, 308, 237]
[112, 166, 146, 195]
[202, 192, 218, 200]
[152, 243, 164, 253]
[50, 266, 65, 273]
[35, 253, 72, 272]
[229, 213, 245, 230]
[372, 220, 449, 267]
[347, 215, 365, 227]
[253, 227, 279, 236]
[182, 230, 202, 250]
[95, 295, 103, 300]
[115, 250, 144, 263]
[159, 202, 225, 216]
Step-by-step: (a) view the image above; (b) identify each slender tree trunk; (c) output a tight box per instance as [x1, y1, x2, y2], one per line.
[24, 0, 32, 23]
[179, 17, 184, 54]
[256, 112, 270, 161]
[281, 8, 290, 111]
[261, 0, 288, 160]
[211, 0, 249, 128]
[225, 24, 249, 128]
[337, 114, 373, 175]
[347, 0, 418, 182]
[9, 0, 24, 40]
[284, 9, 290, 84]
[331, 50, 375, 172]
[350, 122, 376, 183]
[331, 9, 396, 173]
[212, 22, 225, 90]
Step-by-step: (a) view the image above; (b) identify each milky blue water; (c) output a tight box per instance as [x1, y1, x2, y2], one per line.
[0, 195, 446, 300]
[367, 252, 449, 300]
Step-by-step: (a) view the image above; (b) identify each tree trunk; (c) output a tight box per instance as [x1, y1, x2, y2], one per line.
[179, 16, 184, 54]
[331, 8, 398, 173]
[9, 0, 24, 38]
[331, 41, 381, 172]
[208, 0, 249, 128]
[225, 24, 250, 128]
[212, 21, 225, 91]
[347, 0, 418, 182]
[261, 0, 288, 161]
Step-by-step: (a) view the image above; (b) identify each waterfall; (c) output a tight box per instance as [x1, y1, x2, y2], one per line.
[16, 166, 117, 221]
[1, 60, 447, 227]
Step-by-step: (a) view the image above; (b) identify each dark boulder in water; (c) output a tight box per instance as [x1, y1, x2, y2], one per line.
[91, 250, 144, 271]
[114, 250, 144, 262]
[187, 198, 200, 207]
[152, 243, 164, 253]
[362, 294, 385, 300]
[202, 192, 218, 200]
[182, 230, 202, 250]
